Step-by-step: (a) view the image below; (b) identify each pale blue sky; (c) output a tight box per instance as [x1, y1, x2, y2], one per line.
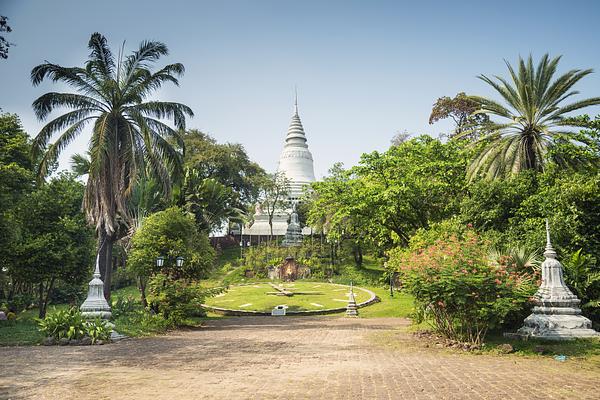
[2, 0, 600, 177]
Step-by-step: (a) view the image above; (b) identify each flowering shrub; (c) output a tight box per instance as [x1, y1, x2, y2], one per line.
[388, 231, 536, 344]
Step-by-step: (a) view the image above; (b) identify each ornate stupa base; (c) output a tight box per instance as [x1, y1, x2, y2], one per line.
[510, 313, 598, 340]
[507, 220, 599, 341]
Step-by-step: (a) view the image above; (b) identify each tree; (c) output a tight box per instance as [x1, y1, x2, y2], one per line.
[12, 173, 94, 318]
[468, 54, 600, 180]
[0, 113, 35, 296]
[182, 130, 267, 206]
[259, 172, 290, 240]
[308, 137, 466, 251]
[181, 168, 244, 234]
[30, 33, 192, 300]
[127, 207, 215, 305]
[429, 92, 489, 139]
[0, 16, 12, 60]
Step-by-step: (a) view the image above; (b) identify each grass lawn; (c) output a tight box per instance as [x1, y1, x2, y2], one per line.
[204, 281, 372, 312]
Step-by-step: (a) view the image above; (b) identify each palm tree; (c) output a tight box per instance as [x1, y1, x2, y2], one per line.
[468, 54, 600, 180]
[31, 33, 192, 299]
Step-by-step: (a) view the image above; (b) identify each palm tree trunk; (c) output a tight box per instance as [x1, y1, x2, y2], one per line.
[98, 230, 115, 301]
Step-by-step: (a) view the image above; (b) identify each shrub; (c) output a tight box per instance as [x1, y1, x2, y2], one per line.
[37, 307, 87, 340]
[111, 295, 138, 319]
[36, 307, 112, 343]
[85, 318, 112, 344]
[389, 231, 536, 345]
[147, 274, 207, 327]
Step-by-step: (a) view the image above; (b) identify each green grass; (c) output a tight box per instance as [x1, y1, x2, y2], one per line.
[0, 304, 69, 346]
[358, 287, 414, 318]
[204, 281, 372, 312]
[481, 332, 600, 369]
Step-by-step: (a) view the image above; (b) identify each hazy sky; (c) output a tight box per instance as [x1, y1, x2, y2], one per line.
[2, 0, 600, 178]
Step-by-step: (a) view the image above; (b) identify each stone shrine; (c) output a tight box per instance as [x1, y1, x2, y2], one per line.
[512, 220, 599, 340]
[80, 252, 112, 320]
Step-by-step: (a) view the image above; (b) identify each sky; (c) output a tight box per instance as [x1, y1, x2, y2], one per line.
[2, 0, 600, 178]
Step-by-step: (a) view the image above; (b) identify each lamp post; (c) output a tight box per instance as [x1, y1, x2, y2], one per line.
[156, 255, 185, 276]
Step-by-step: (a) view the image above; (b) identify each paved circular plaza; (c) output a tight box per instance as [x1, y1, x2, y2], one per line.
[0, 316, 597, 399]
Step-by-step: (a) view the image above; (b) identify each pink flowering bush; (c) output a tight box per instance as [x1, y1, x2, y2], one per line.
[388, 230, 536, 344]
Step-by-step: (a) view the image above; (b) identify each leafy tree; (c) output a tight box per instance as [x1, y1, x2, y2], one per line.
[307, 163, 370, 265]
[30, 32, 192, 299]
[468, 54, 600, 180]
[562, 249, 600, 321]
[351, 136, 465, 247]
[12, 174, 95, 318]
[0, 113, 35, 298]
[258, 172, 290, 240]
[127, 207, 215, 305]
[182, 130, 267, 206]
[429, 92, 489, 138]
[0, 16, 12, 60]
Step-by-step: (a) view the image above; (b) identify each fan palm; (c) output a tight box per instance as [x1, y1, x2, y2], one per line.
[468, 54, 600, 180]
[182, 169, 245, 234]
[31, 32, 192, 299]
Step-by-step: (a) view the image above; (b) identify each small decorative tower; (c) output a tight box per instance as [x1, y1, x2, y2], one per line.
[346, 282, 359, 317]
[80, 252, 112, 320]
[514, 220, 598, 339]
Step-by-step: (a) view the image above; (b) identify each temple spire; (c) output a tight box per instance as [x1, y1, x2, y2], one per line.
[544, 219, 557, 259]
[294, 86, 298, 115]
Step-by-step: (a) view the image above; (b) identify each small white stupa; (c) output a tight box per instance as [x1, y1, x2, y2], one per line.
[514, 220, 598, 340]
[80, 252, 112, 320]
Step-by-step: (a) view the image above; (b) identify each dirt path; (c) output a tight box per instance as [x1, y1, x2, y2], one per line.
[0, 317, 597, 399]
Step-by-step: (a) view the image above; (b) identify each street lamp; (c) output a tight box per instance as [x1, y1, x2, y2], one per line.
[176, 256, 185, 268]
[156, 255, 184, 268]
[156, 256, 165, 268]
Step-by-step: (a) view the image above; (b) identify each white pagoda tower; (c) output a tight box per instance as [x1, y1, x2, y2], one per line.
[243, 96, 316, 238]
[277, 96, 316, 201]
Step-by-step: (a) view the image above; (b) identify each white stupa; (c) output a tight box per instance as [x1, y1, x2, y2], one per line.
[277, 95, 316, 201]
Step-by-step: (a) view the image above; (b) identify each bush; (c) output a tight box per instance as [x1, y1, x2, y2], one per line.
[37, 307, 87, 340]
[389, 230, 536, 345]
[147, 274, 207, 327]
[111, 295, 138, 319]
[36, 307, 112, 343]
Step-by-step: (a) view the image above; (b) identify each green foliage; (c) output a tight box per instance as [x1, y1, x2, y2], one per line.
[468, 54, 600, 179]
[110, 295, 138, 319]
[181, 170, 244, 234]
[36, 307, 111, 343]
[390, 231, 537, 344]
[36, 307, 86, 340]
[181, 129, 267, 205]
[147, 274, 206, 326]
[85, 318, 112, 344]
[562, 249, 600, 322]
[11, 173, 94, 318]
[128, 207, 215, 281]
[308, 136, 466, 249]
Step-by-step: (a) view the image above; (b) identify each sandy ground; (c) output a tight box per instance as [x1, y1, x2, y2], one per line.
[0, 316, 598, 399]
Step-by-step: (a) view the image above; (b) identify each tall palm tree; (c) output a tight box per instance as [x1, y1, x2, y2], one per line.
[468, 54, 600, 180]
[31, 32, 192, 299]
